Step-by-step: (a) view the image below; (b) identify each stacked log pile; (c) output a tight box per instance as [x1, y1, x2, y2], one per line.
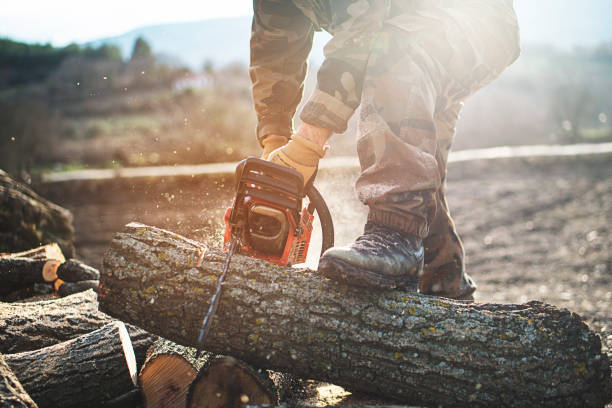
[1, 285, 300, 407]
[0, 170, 289, 407]
[0, 289, 159, 407]
[0, 243, 102, 301]
[0, 170, 74, 258]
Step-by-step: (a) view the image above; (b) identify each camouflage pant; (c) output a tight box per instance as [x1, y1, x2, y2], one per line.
[354, 1, 520, 298]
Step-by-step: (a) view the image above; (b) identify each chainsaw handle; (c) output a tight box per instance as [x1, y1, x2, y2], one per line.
[307, 186, 334, 255]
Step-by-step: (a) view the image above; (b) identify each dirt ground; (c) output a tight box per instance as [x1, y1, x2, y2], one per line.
[37, 152, 611, 405]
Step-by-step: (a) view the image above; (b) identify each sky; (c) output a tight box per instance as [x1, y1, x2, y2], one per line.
[0, 0, 252, 45]
[1, 0, 611, 49]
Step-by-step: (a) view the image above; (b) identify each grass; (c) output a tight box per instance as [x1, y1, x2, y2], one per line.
[67, 114, 165, 140]
[581, 127, 612, 142]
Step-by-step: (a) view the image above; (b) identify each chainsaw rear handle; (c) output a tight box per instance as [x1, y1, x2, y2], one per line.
[307, 186, 334, 255]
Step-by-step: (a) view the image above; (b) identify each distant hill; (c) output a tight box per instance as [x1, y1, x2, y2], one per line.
[85, 2, 612, 72]
[86, 17, 330, 71]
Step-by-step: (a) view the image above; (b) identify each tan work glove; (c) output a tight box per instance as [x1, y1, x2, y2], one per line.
[267, 134, 327, 186]
[260, 135, 289, 160]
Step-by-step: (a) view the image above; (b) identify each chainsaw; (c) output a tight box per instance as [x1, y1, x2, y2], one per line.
[196, 157, 334, 351]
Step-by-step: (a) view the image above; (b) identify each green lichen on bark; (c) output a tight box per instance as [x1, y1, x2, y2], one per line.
[99, 223, 612, 407]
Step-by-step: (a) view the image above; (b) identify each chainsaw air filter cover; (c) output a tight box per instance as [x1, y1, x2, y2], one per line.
[247, 204, 289, 255]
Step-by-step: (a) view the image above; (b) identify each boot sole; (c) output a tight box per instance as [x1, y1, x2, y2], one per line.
[318, 257, 419, 290]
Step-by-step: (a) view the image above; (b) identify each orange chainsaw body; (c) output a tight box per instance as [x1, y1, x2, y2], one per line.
[222, 158, 314, 266]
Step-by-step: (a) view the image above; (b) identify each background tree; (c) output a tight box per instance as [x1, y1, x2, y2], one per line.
[130, 37, 152, 61]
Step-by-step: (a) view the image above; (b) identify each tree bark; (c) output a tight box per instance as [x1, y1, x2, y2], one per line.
[57, 259, 100, 282]
[5, 322, 140, 408]
[0, 290, 110, 353]
[100, 389, 141, 408]
[0, 354, 38, 408]
[0, 170, 74, 258]
[99, 223, 612, 408]
[56, 279, 99, 297]
[0, 290, 156, 368]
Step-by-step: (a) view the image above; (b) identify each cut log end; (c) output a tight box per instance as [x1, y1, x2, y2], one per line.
[139, 354, 197, 408]
[42, 260, 60, 282]
[187, 356, 276, 408]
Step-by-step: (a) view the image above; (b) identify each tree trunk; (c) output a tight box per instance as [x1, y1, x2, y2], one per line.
[56, 279, 99, 297]
[0, 258, 61, 296]
[186, 356, 276, 408]
[140, 338, 278, 408]
[5, 322, 142, 408]
[0, 290, 111, 353]
[0, 246, 99, 300]
[99, 223, 612, 408]
[0, 290, 156, 368]
[0, 170, 74, 258]
[0, 354, 38, 408]
[57, 259, 100, 282]
[139, 338, 212, 408]
[100, 389, 141, 408]
[1, 243, 65, 262]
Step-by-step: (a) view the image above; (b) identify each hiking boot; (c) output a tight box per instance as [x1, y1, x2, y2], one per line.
[318, 222, 423, 289]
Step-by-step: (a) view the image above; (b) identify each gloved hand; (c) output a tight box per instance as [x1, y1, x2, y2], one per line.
[260, 135, 289, 160]
[267, 134, 327, 186]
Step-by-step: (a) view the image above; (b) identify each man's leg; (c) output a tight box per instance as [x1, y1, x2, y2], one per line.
[319, 1, 520, 290]
[318, 25, 443, 289]
[416, 0, 520, 299]
[420, 103, 476, 300]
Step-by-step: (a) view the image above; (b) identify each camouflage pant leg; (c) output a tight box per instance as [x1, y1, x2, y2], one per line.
[355, 2, 520, 239]
[419, 103, 477, 300]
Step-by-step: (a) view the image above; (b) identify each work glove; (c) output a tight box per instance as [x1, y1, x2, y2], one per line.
[260, 135, 289, 160]
[267, 134, 327, 186]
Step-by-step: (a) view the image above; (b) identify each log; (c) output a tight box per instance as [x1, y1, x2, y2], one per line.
[139, 338, 277, 408]
[0, 290, 156, 368]
[0, 290, 110, 353]
[0, 170, 74, 258]
[1, 243, 65, 262]
[1, 283, 54, 303]
[0, 258, 61, 296]
[99, 223, 612, 408]
[57, 259, 100, 281]
[56, 279, 99, 297]
[0, 244, 69, 300]
[0, 353, 38, 408]
[0, 247, 99, 300]
[5, 322, 140, 408]
[187, 356, 276, 408]
[267, 372, 306, 403]
[139, 338, 212, 408]
[100, 389, 141, 408]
